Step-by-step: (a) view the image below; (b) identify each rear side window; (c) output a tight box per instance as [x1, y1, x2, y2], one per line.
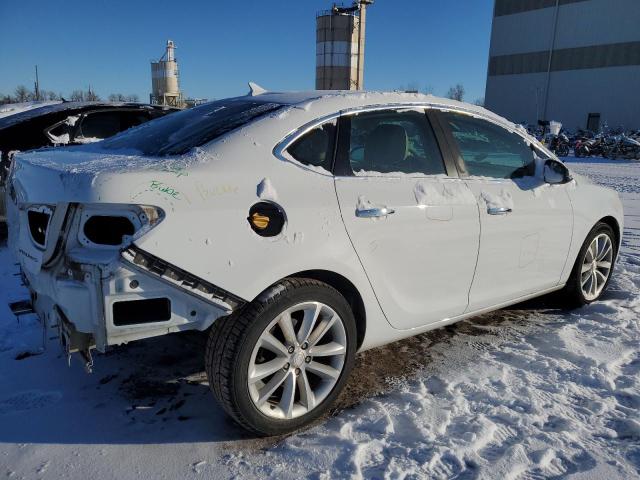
[343, 109, 446, 176]
[77, 112, 122, 140]
[286, 120, 336, 171]
[443, 112, 535, 179]
[99, 100, 283, 156]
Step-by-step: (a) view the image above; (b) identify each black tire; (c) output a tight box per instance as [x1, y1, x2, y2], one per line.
[205, 278, 357, 436]
[562, 222, 617, 307]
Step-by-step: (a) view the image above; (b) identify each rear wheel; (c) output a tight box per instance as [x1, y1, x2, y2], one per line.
[562, 222, 616, 306]
[205, 278, 357, 436]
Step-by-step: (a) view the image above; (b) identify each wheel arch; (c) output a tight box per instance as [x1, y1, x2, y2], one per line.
[279, 269, 367, 350]
[598, 216, 621, 252]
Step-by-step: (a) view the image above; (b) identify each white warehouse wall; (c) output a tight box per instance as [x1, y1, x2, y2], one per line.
[485, 0, 640, 131]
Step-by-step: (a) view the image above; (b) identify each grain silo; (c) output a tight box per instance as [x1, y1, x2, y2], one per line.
[150, 40, 184, 107]
[316, 1, 373, 90]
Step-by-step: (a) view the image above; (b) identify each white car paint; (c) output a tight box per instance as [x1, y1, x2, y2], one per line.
[335, 175, 480, 330]
[5, 90, 624, 365]
[463, 175, 573, 311]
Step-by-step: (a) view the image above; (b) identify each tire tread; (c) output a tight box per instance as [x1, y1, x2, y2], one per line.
[204, 277, 347, 435]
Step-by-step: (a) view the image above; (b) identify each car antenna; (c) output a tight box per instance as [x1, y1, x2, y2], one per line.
[248, 82, 267, 96]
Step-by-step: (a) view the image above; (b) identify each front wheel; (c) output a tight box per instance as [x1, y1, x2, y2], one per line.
[205, 278, 357, 436]
[562, 222, 617, 306]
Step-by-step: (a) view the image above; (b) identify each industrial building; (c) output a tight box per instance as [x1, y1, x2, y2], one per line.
[485, 0, 640, 132]
[316, 1, 372, 90]
[150, 40, 184, 108]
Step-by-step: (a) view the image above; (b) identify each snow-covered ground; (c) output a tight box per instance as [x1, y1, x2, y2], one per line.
[0, 157, 638, 479]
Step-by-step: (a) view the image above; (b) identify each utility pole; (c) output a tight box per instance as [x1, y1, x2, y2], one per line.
[542, 0, 560, 121]
[356, 0, 373, 90]
[34, 65, 40, 101]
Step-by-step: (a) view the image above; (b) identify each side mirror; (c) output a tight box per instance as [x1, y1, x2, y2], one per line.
[544, 159, 572, 184]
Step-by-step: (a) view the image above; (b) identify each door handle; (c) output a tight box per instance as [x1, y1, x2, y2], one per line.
[356, 207, 395, 218]
[487, 207, 512, 215]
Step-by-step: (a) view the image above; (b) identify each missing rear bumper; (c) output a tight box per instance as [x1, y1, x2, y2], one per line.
[122, 245, 246, 312]
[57, 307, 96, 373]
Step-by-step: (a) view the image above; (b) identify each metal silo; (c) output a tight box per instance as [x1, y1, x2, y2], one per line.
[316, 1, 373, 90]
[150, 40, 184, 107]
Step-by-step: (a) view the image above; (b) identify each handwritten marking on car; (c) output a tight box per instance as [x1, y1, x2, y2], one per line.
[149, 180, 181, 200]
[195, 182, 239, 202]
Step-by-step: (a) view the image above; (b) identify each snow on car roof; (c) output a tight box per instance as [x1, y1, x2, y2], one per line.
[255, 89, 513, 128]
[258, 89, 474, 110]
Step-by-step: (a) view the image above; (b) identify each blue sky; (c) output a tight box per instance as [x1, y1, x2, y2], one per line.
[0, 0, 494, 102]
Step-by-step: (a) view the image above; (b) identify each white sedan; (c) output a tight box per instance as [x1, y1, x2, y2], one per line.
[5, 88, 623, 435]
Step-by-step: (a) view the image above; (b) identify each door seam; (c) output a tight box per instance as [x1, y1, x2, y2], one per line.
[331, 177, 397, 329]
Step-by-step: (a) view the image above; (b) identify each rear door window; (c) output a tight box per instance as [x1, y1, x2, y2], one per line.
[76, 112, 122, 140]
[442, 112, 535, 179]
[341, 109, 446, 176]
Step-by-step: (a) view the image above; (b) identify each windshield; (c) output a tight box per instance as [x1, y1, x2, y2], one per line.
[99, 99, 283, 156]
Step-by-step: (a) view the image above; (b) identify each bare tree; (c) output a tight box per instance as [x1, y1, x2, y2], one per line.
[405, 81, 420, 93]
[474, 97, 485, 107]
[125, 94, 139, 102]
[108, 93, 127, 102]
[85, 89, 100, 102]
[397, 82, 420, 93]
[446, 84, 465, 102]
[422, 85, 435, 95]
[45, 91, 60, 101]
[14, 85, 31, 102]
[70, 90, 85, 102]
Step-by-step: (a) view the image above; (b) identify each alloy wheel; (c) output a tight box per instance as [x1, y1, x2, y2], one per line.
[247, 302, 347, 419]
[580, 233, 613, 301]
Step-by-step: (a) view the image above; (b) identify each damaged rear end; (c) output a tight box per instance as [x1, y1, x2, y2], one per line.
[6, 149, 243, 370]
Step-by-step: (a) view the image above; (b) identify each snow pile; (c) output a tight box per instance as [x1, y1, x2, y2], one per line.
[414, 180, 476, 206]
[481, 188, 514, 211]
[544, 163, 566, 184]
[47, 132, 70, 145]
[354, 169, 445, 178]
[257, 177, 278, 201]
[64, 115, 79, 126]
[15, 146, 216, 179]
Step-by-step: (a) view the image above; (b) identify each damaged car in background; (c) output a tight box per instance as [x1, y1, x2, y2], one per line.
[0, 101, 178, 238]
[5, 86, 624, 435]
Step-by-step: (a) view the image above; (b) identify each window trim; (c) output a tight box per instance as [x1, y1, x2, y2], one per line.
[279, 117, 338, 175]
[272, 102, 553, 177]
[334, 107, 451, 178]
[433, 108, 557, 179]
[273, 112, 341, 176]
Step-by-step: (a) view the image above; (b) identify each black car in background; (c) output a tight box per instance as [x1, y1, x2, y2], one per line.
[0, 101, 178, 237]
